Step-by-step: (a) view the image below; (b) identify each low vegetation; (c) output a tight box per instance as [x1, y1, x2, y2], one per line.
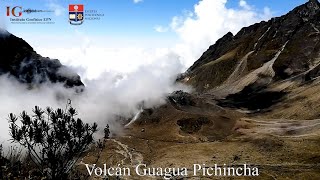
[1, 102, 98, 179]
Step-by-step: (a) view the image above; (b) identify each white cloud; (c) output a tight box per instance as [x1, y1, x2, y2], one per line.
[239, 0, 251, 10]
[0, 0, 274, 148]
[170, 16, 184, 30]
[38, 46, 174, 79]
[263, 7, 273, 19]
[0, 58, 190, 147]
[154, 25, 168, 33]
[30, 0, 273, 79]
[133, 0, 143, 4]
[47, 0, 66, 16]
[168, 0, 272, 66]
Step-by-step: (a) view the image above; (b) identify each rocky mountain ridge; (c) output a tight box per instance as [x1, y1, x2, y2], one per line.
[0, 30, 84, 88]
[182, 0, 320, 95]
[96, 1, 320, 179]
[3, 1, 320, 179]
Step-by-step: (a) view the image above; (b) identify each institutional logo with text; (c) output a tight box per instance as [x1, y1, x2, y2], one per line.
[6, 6, 55, 24]
[69, 4, 84, 25]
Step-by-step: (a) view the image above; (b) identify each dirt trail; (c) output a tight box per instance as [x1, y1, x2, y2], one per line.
[110, 139, 144, 166]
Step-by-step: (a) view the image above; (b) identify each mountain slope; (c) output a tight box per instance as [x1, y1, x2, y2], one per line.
[82, 1, 320, 179]
[0, 30, 84, 88]
[183, 0, 320, 95]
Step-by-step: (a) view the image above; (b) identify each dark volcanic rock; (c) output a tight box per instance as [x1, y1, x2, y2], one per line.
[188, 32, 235, 72]
[177, 117, 210, 134]
[184, 0, 320, 92]
[217, 84, 287, 111]
[0, 30, 84, 88]
[168, 90, 195, 106]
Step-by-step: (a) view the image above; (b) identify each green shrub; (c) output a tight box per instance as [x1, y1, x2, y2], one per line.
[8, 102, 98, 179]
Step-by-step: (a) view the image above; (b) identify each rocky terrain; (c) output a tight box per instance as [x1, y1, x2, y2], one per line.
[0, 30, 84, 88]
[2, 0, 320, 179]
[81, 0, 320, 179]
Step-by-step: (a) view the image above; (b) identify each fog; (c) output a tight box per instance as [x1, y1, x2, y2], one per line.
[0, 0, 272, 151]
[0, 51, 190, 148]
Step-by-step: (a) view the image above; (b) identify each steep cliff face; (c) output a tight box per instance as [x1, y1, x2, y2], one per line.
[183, 0, 320, 93]
[0, 30, 84, 88]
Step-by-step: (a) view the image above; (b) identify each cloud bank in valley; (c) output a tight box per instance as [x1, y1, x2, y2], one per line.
[0, 48, 188, 147]
[0, 0, 272, 146]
